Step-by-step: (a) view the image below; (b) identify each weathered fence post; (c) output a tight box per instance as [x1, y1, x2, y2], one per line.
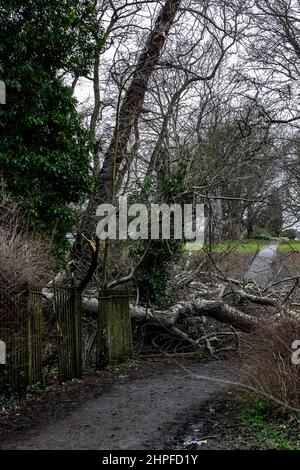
[97, 289, 133, 368]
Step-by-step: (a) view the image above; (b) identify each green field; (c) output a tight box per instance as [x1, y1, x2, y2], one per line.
[277, 240, 300, 252]
[184, 239, 269, 254]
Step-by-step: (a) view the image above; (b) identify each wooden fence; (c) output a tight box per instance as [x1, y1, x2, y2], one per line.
[0, 290, 43, 391]
[0, 287, 132, 393]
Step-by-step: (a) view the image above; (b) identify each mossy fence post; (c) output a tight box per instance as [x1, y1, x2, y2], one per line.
[96, 289, 133, 368]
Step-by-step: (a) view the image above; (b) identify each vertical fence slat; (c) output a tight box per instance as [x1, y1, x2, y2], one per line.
[73, 291, 82, 378]
[55, 288, 82, 383]
[27, 290, 43, 386]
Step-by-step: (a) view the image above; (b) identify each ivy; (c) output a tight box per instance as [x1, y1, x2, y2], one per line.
[129, 163, 190, 307]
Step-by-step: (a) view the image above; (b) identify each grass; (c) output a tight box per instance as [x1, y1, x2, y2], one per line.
[231, 401, 300, 450]
[184, 238, 300, 254]
[183, 239, 269, 254]
[277, 240, 300, 252]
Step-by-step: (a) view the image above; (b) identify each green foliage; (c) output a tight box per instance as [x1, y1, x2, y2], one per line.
[0, 1, 102, 77]
[281, 228, 297, 240]
[131, 240, 180, 306]
[132, 175, 157, 203]
[252, 228, 275, 240]
[26, 381, 46, 396]
[161, 159, 190, 200]
[129, 163, 190, 307]
[0, 381, 46, 407]
[0, 1, 102, 240]
[233, 400, 300, 450]
[237, 400, 274, 425]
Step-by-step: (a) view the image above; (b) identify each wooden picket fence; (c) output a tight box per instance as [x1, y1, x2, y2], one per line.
[0, 286, 132, 393]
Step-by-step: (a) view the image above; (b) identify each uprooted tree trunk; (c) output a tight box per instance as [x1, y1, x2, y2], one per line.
[71, 0, 182, 282]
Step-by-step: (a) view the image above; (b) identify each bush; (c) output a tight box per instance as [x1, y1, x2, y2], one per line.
[281, 229, 297, 240]
[0, 197, 54, 391]
[0, 197, 53, 299]
[252, 228, 274, 240]
[238, 314, 300, 411]
[131, 240, 181, 307]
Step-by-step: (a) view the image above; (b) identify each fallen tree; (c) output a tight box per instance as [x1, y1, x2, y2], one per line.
[131, 298, 256, 333]
[43, 257, 300, 356]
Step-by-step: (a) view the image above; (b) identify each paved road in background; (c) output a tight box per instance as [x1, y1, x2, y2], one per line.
[245, 241, 281, 285]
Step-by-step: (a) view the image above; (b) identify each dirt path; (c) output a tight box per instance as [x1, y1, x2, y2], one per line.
[1, 360, 232, 450]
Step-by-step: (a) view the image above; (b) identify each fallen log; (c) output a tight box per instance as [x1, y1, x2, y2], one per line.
[77, 295, 255, 330]
[131, 299, 256, 333]
[75, 294, 256, 332]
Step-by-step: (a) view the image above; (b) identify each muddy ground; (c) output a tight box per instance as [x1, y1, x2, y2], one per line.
[0, 359, 234, 450]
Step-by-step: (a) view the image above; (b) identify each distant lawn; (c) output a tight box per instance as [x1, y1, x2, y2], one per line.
[183, 241, 205, 252]
[183, 239, 269, 254]
[277, 240, 300, 252]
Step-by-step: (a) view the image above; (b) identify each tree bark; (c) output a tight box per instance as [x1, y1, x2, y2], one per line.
[131, 299, 257, 333]
[72, 0, 182, 280]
